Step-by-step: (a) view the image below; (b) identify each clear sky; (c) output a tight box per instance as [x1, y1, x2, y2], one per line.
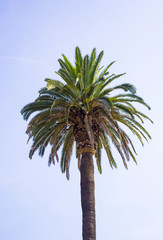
[0, 0, 163, 239]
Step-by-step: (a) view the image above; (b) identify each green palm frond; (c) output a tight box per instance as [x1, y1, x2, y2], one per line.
[97, 61, 115, 80]
[100, 120, 128, 169]
[45, 78, 64, 90]
[89, 48, 96, 69]
[21, 101, 52, 120]
[135, 111, 153, 123]
[113, 83, 136, 94]
[89, 50, 104, 85]
[75, 47, 83, 74]
[62, 54, 77, 79]
[82, 55, 89, 88]
[92, 74, 116, 98]
[95, 139, 102, 174]
[114, 116, 146, 145]
[60, 128, 74, 179]
[100, 131, 117, 169]
[56, 68, 75, 85]
[112, 95, 151, 110]
[114, 103, 135, 118]
[101, 73, 126, 90]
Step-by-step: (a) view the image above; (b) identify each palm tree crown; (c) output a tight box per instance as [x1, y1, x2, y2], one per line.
[21, 47, 152, 179]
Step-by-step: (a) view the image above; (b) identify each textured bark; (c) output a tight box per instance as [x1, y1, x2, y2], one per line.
[69, 106, 100, 154]
[80, 152, 96, 240]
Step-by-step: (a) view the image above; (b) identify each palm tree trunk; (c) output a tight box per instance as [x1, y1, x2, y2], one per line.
[80, 152, 96, 240]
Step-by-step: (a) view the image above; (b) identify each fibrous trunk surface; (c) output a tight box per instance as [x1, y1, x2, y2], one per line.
[69, 106, 99, 154]
[80, 152, 96, 240]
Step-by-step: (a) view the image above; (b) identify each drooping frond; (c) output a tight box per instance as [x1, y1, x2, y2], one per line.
[60, 127, 74, 179]
[111, 94, 151, 110]
[95, 139, 102, 173]
[21, 101, 52, 120]
[100, 131, 117, 169]
[113, 83, 136, 94]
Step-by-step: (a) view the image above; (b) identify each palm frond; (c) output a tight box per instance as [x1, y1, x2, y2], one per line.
[62, 54, 76, 79]
[75, 47, 83, 74]
[89, 50, 104, 85]
[112, 96, 151, 110]
[21, 101, 52, 120]
[60, 128, 74, 179]
[101, 73, 126, 90]
[45, 78, 65, 90]
[100, 121, 128, 169]
[89, 48, 96, 68]
[82, 55, 89, 88]
[95, 139, 102, 173]
[97, 61, 115, 80]
[112, 83, 136, 94]
[56, 68, 75, 85]
[100, 131, 117, 168]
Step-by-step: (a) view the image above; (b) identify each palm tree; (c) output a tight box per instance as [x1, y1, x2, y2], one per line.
[21, 47, 152, 240]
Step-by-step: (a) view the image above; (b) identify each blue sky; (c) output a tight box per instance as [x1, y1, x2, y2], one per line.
[0, 0, 163, 239]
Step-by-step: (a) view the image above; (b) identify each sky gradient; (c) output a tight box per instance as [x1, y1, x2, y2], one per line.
[0, 0, 163, 239]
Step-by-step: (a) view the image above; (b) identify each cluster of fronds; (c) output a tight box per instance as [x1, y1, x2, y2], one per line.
[21, 47, 152, 179]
